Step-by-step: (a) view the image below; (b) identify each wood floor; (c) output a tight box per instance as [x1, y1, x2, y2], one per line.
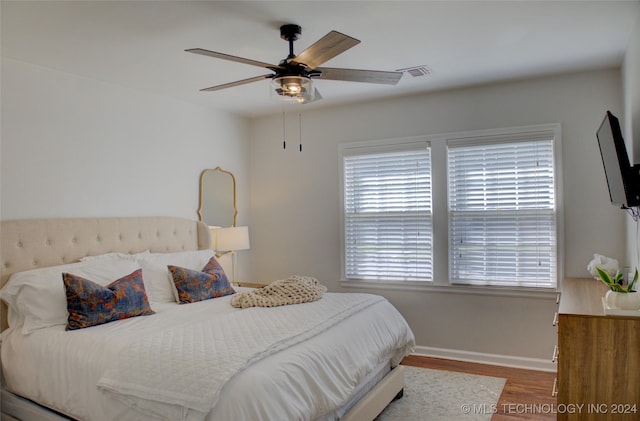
[401, 355, 557, 421]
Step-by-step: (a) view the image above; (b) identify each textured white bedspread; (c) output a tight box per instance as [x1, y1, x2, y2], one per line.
[2, 291, 415, 421]
[98, 293, 384, 420]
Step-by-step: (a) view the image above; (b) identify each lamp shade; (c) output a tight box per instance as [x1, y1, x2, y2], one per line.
[271, 76, 315, 103]
[210, 226, 250, 252]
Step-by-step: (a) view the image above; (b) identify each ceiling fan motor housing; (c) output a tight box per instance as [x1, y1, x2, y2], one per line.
[280, 24, 302, 42]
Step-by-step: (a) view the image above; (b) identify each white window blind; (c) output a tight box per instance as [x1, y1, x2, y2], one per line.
[448, 138, 557, 288]
[343, 146, 432, 281]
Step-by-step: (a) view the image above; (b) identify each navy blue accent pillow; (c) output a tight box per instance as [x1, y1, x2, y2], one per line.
[63, 269, 154, 330]
[168, 257, 235, 304]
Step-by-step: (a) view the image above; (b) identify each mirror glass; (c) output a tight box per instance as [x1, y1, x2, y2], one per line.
[198, 167, 237, 227]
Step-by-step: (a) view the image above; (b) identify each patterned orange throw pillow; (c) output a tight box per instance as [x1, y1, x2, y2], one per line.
[168, 256, 235, 304]
[63, 269, 155, 330]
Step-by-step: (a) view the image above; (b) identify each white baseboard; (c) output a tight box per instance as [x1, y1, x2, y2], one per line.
[412, 345, 557, 372]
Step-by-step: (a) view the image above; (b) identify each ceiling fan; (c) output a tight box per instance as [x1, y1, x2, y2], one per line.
[186, 24, 403, 104]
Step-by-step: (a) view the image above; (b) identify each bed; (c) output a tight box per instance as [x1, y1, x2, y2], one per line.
[0, 216, 415, 421]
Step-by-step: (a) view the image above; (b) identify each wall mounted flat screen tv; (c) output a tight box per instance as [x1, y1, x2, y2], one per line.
[596, 110, 640, 208]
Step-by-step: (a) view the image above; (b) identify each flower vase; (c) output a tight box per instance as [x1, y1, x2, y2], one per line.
[604, 290, 640, 310]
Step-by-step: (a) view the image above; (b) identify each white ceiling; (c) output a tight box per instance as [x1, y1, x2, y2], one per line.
[2, 1, 639, 118]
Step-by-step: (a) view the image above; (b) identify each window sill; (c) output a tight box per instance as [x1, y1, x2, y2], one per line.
[340, 279, 558, 300]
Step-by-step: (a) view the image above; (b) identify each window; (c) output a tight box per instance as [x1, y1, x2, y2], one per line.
[448, 136, 557, 288]
[341, 140, 432, 282]
[340, 125, 561, 292]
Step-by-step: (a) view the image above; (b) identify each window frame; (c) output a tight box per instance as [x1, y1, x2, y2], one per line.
[339, 124, 563, 297]
[447, 135, 558, 289]
[339, 136, 433, 290]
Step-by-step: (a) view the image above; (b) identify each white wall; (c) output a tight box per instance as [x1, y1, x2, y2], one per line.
[624, 8, 640, 164]
[1, 58, 253, 279]
[623, 8, 640, 269]
[249, 68, 625, 364]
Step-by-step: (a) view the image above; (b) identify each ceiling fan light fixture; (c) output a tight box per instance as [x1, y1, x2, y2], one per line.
[271, 76, 315, 103]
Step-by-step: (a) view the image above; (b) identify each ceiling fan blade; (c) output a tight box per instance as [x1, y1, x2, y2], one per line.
[186, 48, 281, 70]
[316, 67, 403, 85]
[200, 74, 273, 92]
[291, 31, 360, 69]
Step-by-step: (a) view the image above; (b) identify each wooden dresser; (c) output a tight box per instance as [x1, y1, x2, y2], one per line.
[556, 278, 640, 420]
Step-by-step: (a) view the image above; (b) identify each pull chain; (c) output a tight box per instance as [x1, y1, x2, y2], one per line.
[299, 113, 302, 152]
[282, 111, 286, 150]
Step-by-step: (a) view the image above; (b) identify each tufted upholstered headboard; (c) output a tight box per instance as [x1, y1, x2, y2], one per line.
[0, 216, 210, 330]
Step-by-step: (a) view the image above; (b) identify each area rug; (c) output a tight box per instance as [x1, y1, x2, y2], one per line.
[375, 366, 507, 421]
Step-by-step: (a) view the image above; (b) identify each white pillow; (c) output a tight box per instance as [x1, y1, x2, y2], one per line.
[79, 250, 150, 262]
[0, 259, 141, 334]
[138, 250, 217, 303]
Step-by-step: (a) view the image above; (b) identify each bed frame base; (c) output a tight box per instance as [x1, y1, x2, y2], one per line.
[341, 365, 405, 421]
[1, 366, 405, 421]
[1, 389, 70, 421]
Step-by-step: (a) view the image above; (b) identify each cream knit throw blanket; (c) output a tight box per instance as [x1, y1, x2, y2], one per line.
[231, 275, 327, 308]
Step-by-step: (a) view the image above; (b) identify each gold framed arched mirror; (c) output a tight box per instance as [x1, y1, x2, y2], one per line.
[198, 167, 237, 227]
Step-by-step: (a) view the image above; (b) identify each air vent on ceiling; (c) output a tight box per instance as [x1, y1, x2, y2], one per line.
[396, 65, 432, 77]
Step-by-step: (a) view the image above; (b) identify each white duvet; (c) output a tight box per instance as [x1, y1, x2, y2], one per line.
[2, 291, 415, 421]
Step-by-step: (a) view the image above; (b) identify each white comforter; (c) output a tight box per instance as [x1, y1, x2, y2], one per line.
[2, 291, 415, 421]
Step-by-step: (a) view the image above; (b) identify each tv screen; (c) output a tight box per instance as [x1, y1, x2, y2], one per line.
[596, 111, 640, 208]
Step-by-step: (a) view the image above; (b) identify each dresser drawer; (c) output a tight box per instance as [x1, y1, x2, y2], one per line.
[556, 278, 640, 420]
